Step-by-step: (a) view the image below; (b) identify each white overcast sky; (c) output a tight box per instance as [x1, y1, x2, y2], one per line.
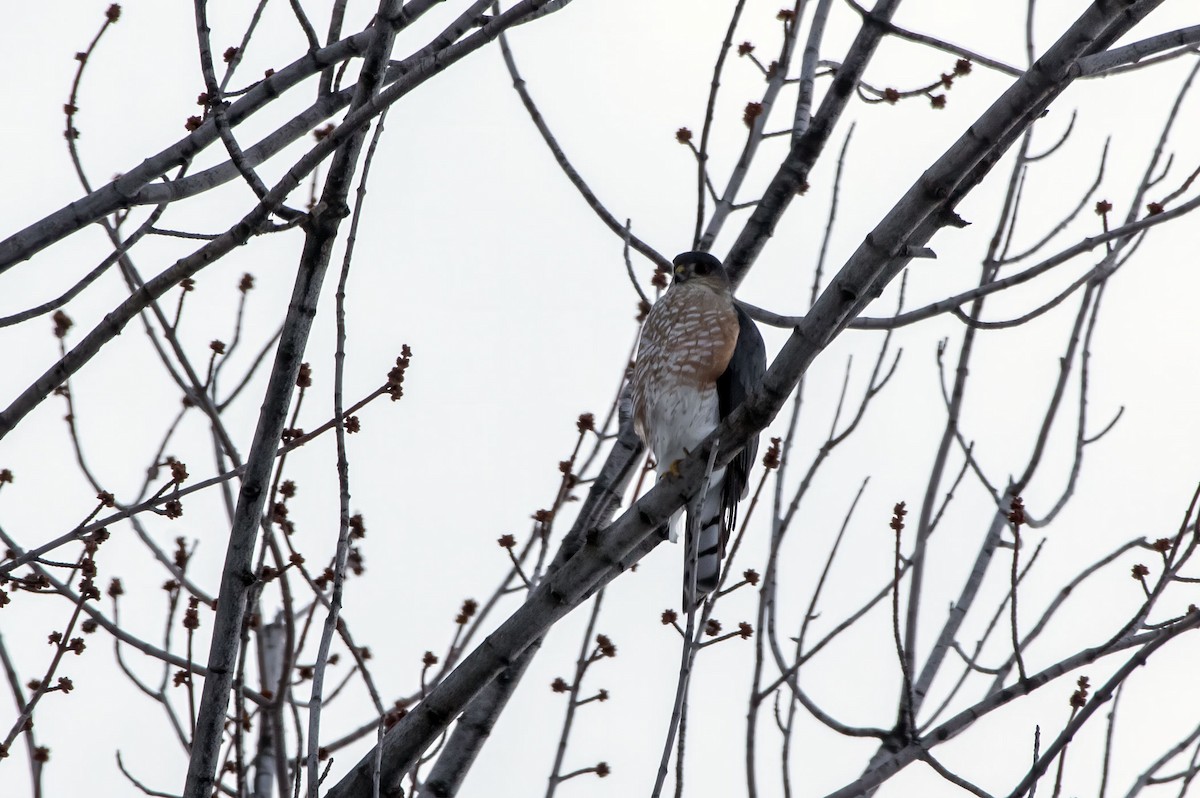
[1, 1, 1198, 796]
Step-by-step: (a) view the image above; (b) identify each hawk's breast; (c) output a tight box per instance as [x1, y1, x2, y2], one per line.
[631, 282, 739, 466]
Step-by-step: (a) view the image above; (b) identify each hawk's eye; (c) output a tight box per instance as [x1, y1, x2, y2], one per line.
[694, 261, 710, 275]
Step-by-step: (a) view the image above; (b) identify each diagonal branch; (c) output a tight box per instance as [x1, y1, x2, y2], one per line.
[497, 25, 670, 271]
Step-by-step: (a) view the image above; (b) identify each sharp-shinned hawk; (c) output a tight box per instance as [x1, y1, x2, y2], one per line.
[631, 251, 766, 606]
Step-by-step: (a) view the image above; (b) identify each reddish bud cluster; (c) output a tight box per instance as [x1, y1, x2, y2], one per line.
[97, 491, 115, 508]
[595, 762, 610, 778]
[890, 502, 907, 534]
[106, 4, 121, 22]
[183, 597, 200, 630]
[173, 537, 189, 569]
[346, 415, 361, 433]
[743, 101, 764, 128]
[776, 9, 794, 22]
[577, 413, 595, 433]
[296, 362, 312, 389]
[1131, 563, 1150, 579]
[705, 619, 722, 637]
[743, 569, 760, 586]
[422, 651, 438, 667]
[383, 704, 407, 730]
[651, 267, 669, 289]
[52, 310, 73, 339]
[387, 345, 412, 400]
[349, 513, 366, 539]
[455, 598, 478, 625]
[238, 273, 255, 292]
[279, 480, 297, 499]
[883, 88, 900, 104]
[1070, 675, 1090, 708]
[661, 609, 678, 625]
[954, 58, 972, 76]
[164, 499, 183, 519]
[185, 115, 203, 132]
[675, 127, 693, 144]
[1095, 199, 1112, 215]
[313, 123, 335, 142]
[1007, 496, 1025, 526]
[1147, 201, 1164, 216]
[0, 469, 12, 484]
[596, 634, 617, 658]
[210, 339, 226, 355]
[108, 578, 124, 598]
[737, 42, 755, 57]
[738, 622, 754, 639]
[1152, 538, 1172, 553]
[169, 459, 189, 484]
[551, 677, 569, 693]
[929, 94, 946, 110]
[762, 437, 781, 470]
[498, 534, 516, 549]
[223, 47, 239, 63]
[19, 573, 52, 592]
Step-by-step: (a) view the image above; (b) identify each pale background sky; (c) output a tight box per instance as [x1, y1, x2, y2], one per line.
[1, 1, 1198, 796]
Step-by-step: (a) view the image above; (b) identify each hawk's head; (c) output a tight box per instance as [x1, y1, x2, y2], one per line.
[671, 251, 731, 290]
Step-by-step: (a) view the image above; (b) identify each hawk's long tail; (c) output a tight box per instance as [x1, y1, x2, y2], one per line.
[683, 466, 729, 608]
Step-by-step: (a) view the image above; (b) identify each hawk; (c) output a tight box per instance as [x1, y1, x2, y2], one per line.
[631, 251, 766, 606]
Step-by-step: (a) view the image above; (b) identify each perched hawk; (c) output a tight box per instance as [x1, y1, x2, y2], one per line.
[631, 251, 766, 606]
